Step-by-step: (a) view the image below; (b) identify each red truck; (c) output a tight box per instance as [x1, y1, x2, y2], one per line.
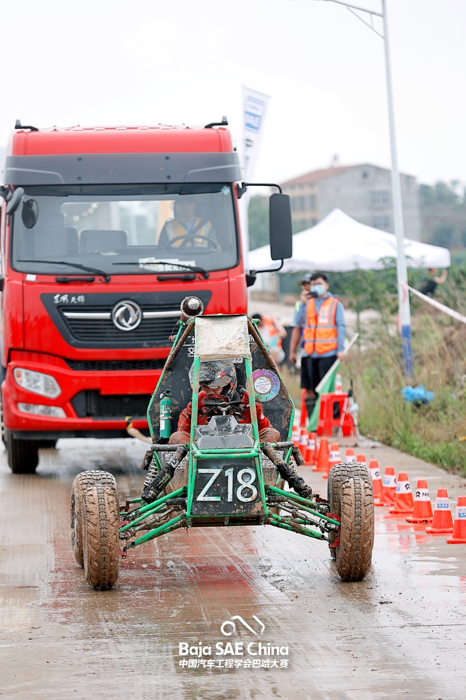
[0, 119, 291, 473]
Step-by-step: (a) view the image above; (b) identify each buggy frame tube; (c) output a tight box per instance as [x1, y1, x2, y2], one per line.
[120, 501, 171, 533]
[266, 485, 340, 526]
[128, 514, 185, 548]
[268, 513, 328, 540]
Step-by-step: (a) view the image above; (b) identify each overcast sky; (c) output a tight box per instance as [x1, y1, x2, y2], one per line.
[1, 0, 464, 186]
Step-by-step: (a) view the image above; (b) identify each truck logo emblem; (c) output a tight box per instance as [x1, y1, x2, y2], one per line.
[112, 300, 142, 331]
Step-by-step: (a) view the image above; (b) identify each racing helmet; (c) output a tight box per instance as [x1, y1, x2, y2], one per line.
[189, 360, 237, 399]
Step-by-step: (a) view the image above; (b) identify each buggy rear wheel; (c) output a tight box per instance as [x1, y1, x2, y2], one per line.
[81, 471, 120, 590]
[327, 462, 374, 581]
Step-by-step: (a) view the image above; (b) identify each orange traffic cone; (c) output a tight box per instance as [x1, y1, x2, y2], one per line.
[356, 453, 366, 466]
[291, 425, 299, 447]
[406, 479, 433, 523]
[426, 489, 454, 534]
[323, 443, 341, 480]
[368, 459, 383, 503]
[304, 432, 317, 466]
[446, 496, 466, 544]
[298, 428, 308, 459]
[380, 466, 397, 507]
[314, 437, 329, 473]
[345, 448, 356, 463]
[389, 472, 414, 514]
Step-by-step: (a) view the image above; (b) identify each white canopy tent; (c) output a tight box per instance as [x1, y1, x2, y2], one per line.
[249, 209, 451, 273]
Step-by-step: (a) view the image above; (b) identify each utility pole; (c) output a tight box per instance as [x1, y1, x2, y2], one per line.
[304, 0, 413, 375]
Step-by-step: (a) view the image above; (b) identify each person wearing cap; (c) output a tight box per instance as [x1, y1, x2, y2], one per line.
[251, 314, 287, 365]
[169, 360, 280, 444]
[289, 272, 346, 418]
[158, 196, 218, 249]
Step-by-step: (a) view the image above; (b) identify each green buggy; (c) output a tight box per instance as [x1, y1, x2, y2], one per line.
[71, 298, 374, 589]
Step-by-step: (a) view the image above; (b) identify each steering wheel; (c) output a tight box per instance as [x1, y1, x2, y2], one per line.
[166, 233, 219, 252]
[202, 397, 243, 417]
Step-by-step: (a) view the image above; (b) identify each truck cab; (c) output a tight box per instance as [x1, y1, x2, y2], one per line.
[0, 121, 291, 473]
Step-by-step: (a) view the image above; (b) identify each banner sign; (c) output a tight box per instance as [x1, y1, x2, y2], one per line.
[240, 87, 270, 268]
[242, 87, 270, 182]
[407, 285, 466, 325]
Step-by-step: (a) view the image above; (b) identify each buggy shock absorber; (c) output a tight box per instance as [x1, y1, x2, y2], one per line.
[140, 450, 159, 489]
[142, 444, 189, 504]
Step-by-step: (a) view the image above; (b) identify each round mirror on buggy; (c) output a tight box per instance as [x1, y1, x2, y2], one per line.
[327, 461, 374, 581]
[180, 296, 204, 318]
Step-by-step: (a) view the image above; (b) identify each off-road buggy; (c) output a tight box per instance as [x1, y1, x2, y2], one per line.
[71, 298, 374, 589]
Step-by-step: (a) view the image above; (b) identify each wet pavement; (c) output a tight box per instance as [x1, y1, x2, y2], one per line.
[1, 438, 465, 700]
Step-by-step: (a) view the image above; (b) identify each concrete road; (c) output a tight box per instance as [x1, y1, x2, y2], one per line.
[1, 438, 465, 700]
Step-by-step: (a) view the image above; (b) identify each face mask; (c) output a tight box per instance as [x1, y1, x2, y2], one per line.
[311, 284, 325, 297]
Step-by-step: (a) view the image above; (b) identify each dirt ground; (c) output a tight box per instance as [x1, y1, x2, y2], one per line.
[1, 437, 465, 700]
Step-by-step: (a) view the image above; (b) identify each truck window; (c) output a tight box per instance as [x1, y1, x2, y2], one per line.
[10, 183, 238, 276]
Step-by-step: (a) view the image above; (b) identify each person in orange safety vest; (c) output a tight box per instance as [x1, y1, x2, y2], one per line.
[158, 196, 219, 250]
[289, 272, 346, 418]
[251, 313, 287, 365]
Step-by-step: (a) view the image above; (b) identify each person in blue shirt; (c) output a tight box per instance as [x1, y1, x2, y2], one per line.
[289, 272, 346, 418]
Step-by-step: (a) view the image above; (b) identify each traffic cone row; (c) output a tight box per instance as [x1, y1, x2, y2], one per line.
[294, 433, 466, 544]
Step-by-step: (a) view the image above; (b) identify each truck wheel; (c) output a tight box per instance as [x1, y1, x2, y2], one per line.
[5, 430, 39, 474]
[327, 462, 374, 582]
[81, 471, 120, 590]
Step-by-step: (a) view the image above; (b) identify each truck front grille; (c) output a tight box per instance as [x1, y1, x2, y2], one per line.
[66, 359, 165, 372]
[71, 391, 152, 420]
[60, 304, 178, 346]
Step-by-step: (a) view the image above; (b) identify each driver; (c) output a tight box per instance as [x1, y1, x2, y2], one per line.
[158, 196, 219, 250]
[169, 360, 280, 444]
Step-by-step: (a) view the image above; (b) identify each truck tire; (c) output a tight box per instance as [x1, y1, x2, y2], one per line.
[82, 471, 120, 590]
[327, 462, 374, 582]
[5, 430, 39, 474]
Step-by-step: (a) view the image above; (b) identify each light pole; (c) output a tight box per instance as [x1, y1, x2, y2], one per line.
[303, 0, 413, 375]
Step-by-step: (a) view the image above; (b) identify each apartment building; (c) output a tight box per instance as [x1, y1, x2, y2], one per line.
[281, 163, 421, 240]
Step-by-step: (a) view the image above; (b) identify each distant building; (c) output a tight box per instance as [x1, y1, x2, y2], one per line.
[280, 163, 421, 241]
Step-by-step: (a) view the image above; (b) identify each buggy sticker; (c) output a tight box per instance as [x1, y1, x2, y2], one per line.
[252, 369, 279, 402]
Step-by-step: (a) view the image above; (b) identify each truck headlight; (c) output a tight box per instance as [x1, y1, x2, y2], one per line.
[14, 368, 61, 399]
[17, 403, 66, 418]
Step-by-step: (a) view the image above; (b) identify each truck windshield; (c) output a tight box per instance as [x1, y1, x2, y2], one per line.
[11, 183, 238, 276]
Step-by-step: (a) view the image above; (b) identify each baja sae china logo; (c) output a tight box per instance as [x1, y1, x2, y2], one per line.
[177, 617, 289, 670]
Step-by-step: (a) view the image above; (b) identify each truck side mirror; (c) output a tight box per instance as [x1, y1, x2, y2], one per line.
[269, 193, 292, 261]
[6, 187, 24, 215]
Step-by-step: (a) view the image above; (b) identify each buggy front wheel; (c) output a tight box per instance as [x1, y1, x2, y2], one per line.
[327, 462, 374, 582]
[80, 471, 120, 589]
